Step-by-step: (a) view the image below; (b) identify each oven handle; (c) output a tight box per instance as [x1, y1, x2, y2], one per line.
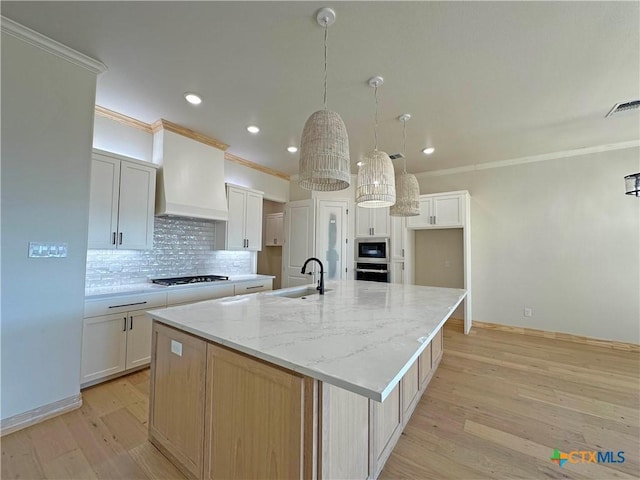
[355, 268, 389, 273]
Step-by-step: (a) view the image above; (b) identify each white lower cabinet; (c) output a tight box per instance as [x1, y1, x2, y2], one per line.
[81, 292, 167, 385]
[391, 261, 405, 284]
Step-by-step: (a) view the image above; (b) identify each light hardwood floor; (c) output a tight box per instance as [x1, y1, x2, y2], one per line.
[2, 323, 638, 479]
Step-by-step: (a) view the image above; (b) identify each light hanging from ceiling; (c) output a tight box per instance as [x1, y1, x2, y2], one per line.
[625, 173, 640, 196]
[298, 7, 350, 192]
[390, 114, 420, 217]
[356, 77, 396, 208]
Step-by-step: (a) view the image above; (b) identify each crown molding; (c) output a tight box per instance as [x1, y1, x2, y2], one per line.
[225, 152, 290, 181]
[416, 140, 640, 178]
[151, 119, 230, 151]
[95, 106, 153, 133]
[1, 16, 106, 74]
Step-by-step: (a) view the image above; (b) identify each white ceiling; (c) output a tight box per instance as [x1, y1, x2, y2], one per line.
[2, 2, 639, 176]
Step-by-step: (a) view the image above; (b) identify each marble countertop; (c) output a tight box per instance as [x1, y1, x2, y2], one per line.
[147, 280, 466, 402]
[85, 274, 275, 300]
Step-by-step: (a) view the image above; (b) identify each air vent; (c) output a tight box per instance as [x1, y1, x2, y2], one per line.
[605, 100, 640, 118]
[389, 153, 405, 160]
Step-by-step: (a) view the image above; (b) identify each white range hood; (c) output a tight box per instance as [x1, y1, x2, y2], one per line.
[152, 122, 228, 221]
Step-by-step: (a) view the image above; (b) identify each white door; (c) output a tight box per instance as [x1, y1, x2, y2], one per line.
[244, 191, 263, 251]
[118, 161, 156, 249]
[391, 261, 405, 284]
[125, 311, 153, 369]
[226, 187, 247, 250]
[282, 200, 315, 288]
[316, 200, 349, 281]
[81, 313, 127, 384]
[87, 156, 120, 249]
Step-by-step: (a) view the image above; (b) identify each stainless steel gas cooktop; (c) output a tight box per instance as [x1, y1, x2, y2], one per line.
[151, 275, 229, 286]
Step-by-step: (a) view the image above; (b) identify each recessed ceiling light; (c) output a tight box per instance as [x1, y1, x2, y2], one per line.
[287, 146, 298, 153]
[184, 92, 202, 105]
[247, 125, 260, 134]
[356, 161, 364, 167]
[422, 147, 435, 155]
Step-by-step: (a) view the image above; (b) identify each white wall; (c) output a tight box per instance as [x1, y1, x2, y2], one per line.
[415, 146, 640, 343]
[1, 33, 98, 419]
[92, 114, 153, 162]
[224, 160, 289, 203]
[93, 114, 290, 202]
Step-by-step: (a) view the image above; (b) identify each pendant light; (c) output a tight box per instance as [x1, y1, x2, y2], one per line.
[390, 114, 420, 217]
[625, 173, 640, 196]
[356, 77, 396, 207]
[298, 8, 350, 192]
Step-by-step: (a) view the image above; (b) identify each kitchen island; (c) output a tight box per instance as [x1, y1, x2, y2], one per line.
[147, 280, 466, 479]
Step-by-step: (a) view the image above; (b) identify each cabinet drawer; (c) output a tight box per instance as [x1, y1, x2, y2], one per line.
[85, 292, 167, 318]
[234, 279, 273, 295]
[166, 284, 235, 306]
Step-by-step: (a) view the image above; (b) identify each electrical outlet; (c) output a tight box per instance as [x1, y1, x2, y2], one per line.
[523, 307, 533, 317]
[444, 260, 451, 268]
[170, 340, 183, 356]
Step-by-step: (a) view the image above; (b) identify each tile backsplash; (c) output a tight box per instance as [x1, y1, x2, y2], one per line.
[85, 217, 253, 287]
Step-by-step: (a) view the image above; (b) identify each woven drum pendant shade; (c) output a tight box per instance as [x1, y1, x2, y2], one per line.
[355, 149, 396, 208]
[299, 109, 351, 191]
[390, 172, 420, 216]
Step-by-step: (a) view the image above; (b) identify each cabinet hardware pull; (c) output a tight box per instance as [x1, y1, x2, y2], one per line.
[246, 285, 264, 290]
[402, 248, 405, 257]
[119, 232, 123, 245]
[112, 232, 117, 245]
[274, 238, 277, 244]
[108, 301, 147, 309]
[129, 316, 133, 330]
[246, 239, 249, 248]
[123, 317, 127, 332]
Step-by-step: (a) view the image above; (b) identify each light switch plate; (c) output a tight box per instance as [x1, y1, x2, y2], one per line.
[28, 242, 68, 258]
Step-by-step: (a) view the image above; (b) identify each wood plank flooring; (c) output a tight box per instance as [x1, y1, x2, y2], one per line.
[2, 323, 638, 479]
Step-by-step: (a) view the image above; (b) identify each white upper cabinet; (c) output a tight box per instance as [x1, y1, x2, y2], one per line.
[406, 192, 466, 229]
[390, 216, 406, 260]
[88, 150, 157, 250]
[355, 206, 390, 237]
[216, 184, 264, 251]
[264, 213, 284, 246]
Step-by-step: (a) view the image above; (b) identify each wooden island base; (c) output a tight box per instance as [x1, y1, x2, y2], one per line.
[149, 321, 443, 480]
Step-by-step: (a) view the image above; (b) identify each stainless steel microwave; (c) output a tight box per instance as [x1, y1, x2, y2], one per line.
[355, 238, 390, 263]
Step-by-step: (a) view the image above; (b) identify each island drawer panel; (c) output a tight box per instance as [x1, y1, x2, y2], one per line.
[166, 284, 235, 306]
[84, 291, 167, 318]
[203, 344, 305, 479]
[432, 329, 443, 361]
[149, 322, 207, 479]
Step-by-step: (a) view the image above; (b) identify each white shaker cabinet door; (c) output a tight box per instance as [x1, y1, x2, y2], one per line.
[117, 162, 156, 250]
[87, 156, 120, 249]
[406, 197, 432, 229]
[81, 313, 127, 384]
[371, 207, 390, 237]
[125, 311, 153, 370]
[433, 194, 464, 227]
[226, 187, 247, 250]
[244, 190, 263, 251]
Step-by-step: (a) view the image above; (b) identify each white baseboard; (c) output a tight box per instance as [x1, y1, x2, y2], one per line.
[1, 393, 82, 437]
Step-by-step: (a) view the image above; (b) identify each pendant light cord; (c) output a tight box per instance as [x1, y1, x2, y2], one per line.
[402, 118, 408, 174]
[323, 22, 328, 110]
[374, 84, 379, 151]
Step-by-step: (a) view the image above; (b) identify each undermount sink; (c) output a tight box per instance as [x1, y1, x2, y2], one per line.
[269, 286, 332, 299]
